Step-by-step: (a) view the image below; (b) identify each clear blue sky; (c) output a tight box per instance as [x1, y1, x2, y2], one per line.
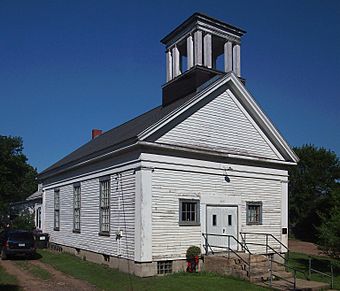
[1, 0, 339, 172]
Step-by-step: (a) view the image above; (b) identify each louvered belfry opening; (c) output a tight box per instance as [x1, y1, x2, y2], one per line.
[161, 13, 246, 106]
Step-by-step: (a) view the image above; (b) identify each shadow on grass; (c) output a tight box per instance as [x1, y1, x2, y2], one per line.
[0, 284, 20, 291]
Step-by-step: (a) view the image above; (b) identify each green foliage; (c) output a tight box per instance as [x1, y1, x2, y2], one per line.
[11, 210, 35, 230]
[289, 144, 340, 241]
[186, 246, 201, 260]
[0, 135, 37, 224]
[317, 202, 340, 258]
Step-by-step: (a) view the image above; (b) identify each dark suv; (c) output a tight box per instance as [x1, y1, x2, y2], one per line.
[0, 230, 36, 259]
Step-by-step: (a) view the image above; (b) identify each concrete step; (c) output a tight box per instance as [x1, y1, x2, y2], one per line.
[256, 278, 330, 291]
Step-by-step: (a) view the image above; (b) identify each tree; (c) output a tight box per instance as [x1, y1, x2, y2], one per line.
[289, 144, 340, 242]
[0, 135, 37, 224]
[317, 186, 340, 258]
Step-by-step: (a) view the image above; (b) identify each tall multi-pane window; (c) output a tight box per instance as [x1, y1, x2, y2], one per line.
[73, 183, 81, 232]
[99, 177, 110, 235]
[54, 189, 60, 230]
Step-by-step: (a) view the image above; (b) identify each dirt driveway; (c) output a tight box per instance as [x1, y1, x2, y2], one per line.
[0, 258, 97, 291]
[289, 239, 326, 257]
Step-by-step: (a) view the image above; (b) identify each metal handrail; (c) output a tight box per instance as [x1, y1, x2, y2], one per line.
[308, 256, 334, 289]
[202, 233, 252, 254]
[269, 255, 308, 291]
[240, 232, 289, 252]
[201, 233, 215, 255]
[242, 242, 286, 262]
[202, 233, 252, 277]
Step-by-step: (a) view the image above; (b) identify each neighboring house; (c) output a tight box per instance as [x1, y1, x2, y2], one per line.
[9, 185, 43, 230]
[38, 13, 298, 277]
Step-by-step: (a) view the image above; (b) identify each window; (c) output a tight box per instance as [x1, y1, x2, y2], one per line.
[212, 214, 217, 226]
[157, 261, 172, 274]
[179, 199, 200, 226]
[246, 202, 262, 225]
[228, 214, 232, 226]
[54, 189, 60, 230]
[36, 207, 41, 229]
[73, 183, 81, 233]
[99, 177, 110, 235]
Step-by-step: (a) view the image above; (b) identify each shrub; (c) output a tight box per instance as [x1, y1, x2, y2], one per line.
[11, 210, 35, 230]
[186, 246, 201, 261]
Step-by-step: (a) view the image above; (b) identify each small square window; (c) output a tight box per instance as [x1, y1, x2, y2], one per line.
[179, 199, 200, 226]
[246, 202, 262, 225]
[157, 261, 172, 274]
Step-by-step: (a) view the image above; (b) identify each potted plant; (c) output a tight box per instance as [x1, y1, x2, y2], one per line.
[186, 246, 201, 273]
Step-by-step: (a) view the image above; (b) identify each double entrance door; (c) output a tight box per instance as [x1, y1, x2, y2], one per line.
[206, 206, 238, 251]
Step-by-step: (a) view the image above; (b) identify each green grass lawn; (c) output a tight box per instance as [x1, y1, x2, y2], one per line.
[14, 260, 51, 281]
[38, 250, 264, 290]
[288, 252, 340, 290]
[0, 265, 20, 291]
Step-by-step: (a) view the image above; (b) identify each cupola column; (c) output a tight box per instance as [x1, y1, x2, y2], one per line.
[203, 33, 212, 68]
[187, 35, 194, 69]
[232, 44, 241, 76]
[224, 41, 233, 72]
[194, 30, 203, 66]
[172, 45, 180, 78]
[166, 50, 173, 82]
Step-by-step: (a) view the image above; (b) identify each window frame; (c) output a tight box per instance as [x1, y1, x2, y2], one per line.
[99, 176, 110, 236]
[246, 201, 263, 225]
[73, 183, 81, 233]
[179, 199, 200, 226]
[54, 189, 60, 231]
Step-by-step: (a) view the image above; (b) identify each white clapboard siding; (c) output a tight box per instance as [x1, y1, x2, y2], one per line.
[157, 90, 280, 160]
[236, 177, 283, 253]
[44, 170, 135, 259]
[151, 167, 283, 259]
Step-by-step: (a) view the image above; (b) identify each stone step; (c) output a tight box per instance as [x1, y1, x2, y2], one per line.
[272, 271, 294, 280]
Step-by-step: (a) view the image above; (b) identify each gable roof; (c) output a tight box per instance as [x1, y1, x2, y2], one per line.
[139, 73, 299, 163]
[39, 72, 298, 180]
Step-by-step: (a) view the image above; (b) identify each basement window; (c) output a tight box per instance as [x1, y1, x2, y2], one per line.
[179, 199, 200, 226]
[157, 261, 173, 275]
[246, 201, 262, 225]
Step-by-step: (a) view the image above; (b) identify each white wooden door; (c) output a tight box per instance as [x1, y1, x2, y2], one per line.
[206, 206, 238, 251]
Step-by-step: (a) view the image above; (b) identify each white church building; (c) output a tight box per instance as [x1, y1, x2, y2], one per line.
[38, 13, 298, 277]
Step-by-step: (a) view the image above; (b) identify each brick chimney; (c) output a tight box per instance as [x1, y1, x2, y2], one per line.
[91, 129, 102, 139]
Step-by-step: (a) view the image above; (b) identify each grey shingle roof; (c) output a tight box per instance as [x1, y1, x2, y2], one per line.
[39, 92, 197, 177]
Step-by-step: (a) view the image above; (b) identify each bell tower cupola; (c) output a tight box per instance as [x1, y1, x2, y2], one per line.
[161, 13, 246, 106]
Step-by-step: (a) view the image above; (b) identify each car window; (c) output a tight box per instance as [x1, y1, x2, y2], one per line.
[9, 232, 34, 241]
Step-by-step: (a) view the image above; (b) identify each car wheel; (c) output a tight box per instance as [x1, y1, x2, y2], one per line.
[1, 250, 7, 260]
